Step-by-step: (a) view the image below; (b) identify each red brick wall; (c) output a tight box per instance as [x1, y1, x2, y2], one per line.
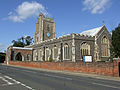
[113, 59, 120, 77]
[6, 60, 120, 77]
[5, 47, 33, 62]
[13, 49, 32, 55]
[4, 48, 120, 77]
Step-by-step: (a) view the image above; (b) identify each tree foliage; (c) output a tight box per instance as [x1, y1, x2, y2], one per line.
[111, 24, 120, 58]
[12, 36, 33, 47]
[0, 53, 5, 63]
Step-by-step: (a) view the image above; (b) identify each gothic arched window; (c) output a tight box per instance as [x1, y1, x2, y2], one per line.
[63, 43, 70, 60]
[80, 42, 90, 58]
[53, 45, 58, 59]
[101, 36, 110, 57]
[39, 49, 42, 61]
[33, 50, 38, 61]
[26, 54, 30, 61]
[45, 47, 50, 61]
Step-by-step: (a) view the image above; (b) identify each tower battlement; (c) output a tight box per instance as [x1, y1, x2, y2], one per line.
[34, 14, 56, 44]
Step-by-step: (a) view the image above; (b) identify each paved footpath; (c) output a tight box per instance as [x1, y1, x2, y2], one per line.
[1, 64, 120, 90]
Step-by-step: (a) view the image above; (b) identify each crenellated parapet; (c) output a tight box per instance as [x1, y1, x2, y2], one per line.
[70, 33, 95, 41]
[27, 32, 95, 48]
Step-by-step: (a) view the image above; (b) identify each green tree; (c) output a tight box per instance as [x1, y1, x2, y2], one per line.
[25, 36, 33, 46]
[12, 36, 33, 47]
[0, 53, 5, 63]
[111, 24, 120, 58]
[12, 40, 25, 47]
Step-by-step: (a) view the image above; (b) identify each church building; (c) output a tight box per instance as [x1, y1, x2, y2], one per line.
[6, 14, 111, 63]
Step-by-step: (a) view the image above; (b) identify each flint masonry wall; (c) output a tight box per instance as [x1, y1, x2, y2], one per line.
[4, 59, 120, 77]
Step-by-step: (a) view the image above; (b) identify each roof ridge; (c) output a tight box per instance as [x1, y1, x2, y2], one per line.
[80, 25, 104, 36]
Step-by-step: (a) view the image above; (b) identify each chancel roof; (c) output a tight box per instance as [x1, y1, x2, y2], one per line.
[80, 25, 104, 36]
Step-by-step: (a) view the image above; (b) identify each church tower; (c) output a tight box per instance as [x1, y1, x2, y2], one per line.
[34, 14, 56, 44]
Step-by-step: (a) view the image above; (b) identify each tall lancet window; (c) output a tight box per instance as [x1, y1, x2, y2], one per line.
[53, 45, 58, 59]
[63, 43, 70, 60]
[101, 36, 110, 57]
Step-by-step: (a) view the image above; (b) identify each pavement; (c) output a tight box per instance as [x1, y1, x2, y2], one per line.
[0, 63, 120, 90]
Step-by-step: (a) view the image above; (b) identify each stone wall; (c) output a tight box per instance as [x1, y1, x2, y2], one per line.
[4, 59, 120, 77]
[96, 26, 111, 61]
[74, 34, 95, 61]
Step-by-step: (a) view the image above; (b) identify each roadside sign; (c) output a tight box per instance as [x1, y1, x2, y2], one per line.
[83, 56, 92, 62]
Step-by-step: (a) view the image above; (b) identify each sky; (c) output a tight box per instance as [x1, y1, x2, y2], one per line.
[0, 0, 120, 51]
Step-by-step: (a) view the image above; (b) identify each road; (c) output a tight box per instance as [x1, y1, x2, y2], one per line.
[0, 64, 120, 90]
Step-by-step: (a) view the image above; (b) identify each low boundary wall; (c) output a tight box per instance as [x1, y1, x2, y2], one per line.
[4, 59, 120, 77]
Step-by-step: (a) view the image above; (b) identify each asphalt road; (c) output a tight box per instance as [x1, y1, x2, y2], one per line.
[0, 64, 120, 90]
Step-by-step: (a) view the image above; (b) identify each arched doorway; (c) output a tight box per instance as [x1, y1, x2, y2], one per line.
[15, 52, 22, 61]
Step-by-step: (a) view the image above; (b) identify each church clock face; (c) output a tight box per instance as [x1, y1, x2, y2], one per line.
[46, 32, 51, 37]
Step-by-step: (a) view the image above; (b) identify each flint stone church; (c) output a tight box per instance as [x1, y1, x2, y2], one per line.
[6, 14, 111, 63]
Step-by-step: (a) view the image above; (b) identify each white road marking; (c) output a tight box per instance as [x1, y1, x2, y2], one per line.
[4, 76, 34, 90]
[2, 66, 120, 90]
[0, 75, 34, 90]
[44, 73, 72, 80]
[0, 83, 13, 86]
[20, 83, 34, 90]
[0, 83, 19, 86]
[0, 76, 13, 85]
[4, 76, 20, 84]
[92, 82, 120, 89]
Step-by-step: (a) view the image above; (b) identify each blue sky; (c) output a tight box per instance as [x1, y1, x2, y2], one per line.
[0, 0, 120, 51]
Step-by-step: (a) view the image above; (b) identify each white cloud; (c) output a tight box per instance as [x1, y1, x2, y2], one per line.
[82, 0, 111, 14]
[8, 1, 48, 22]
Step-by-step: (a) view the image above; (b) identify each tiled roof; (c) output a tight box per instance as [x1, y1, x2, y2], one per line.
[80, 25, 104, 36]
